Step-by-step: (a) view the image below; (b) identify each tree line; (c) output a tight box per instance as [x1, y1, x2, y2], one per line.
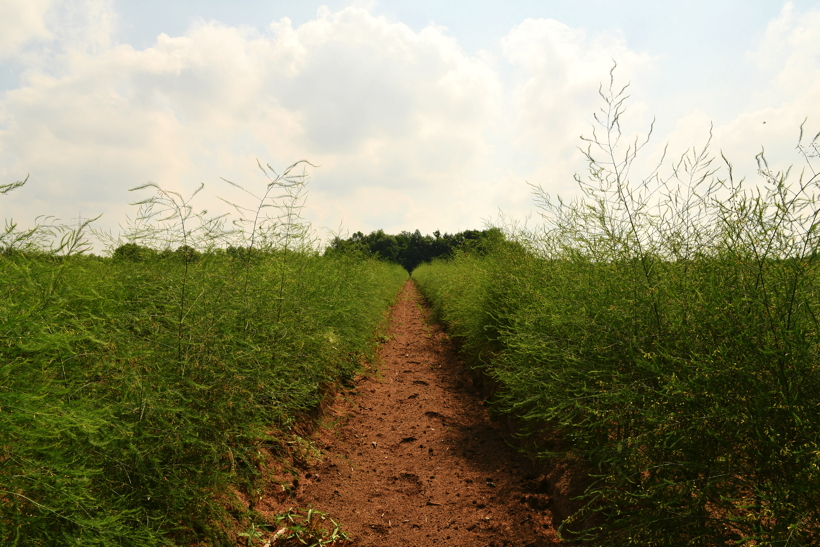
[324, 228, 505, 273]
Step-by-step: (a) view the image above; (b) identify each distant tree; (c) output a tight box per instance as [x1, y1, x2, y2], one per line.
[174, 245, 201, 263]
[113, 243, 158, 262]
[325, 227, 508, 273]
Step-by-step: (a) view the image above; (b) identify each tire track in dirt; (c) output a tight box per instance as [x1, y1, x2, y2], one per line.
[262, 280, 559, 546]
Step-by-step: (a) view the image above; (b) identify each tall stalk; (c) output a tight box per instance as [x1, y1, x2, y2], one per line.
[129, 182, 206, 362]
[221, 159, 315, 328]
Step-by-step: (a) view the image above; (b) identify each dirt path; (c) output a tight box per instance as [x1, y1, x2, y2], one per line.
[259, 280, 559, 546]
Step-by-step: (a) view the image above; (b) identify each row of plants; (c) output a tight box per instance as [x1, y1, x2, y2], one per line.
[414, 73, 820, 545]
[1, 163, 407, 545]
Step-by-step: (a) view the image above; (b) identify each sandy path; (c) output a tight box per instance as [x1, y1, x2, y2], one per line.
[260, 280, 559, 546]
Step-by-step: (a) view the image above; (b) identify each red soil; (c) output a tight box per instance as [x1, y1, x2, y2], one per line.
[254, 280, 561, 546]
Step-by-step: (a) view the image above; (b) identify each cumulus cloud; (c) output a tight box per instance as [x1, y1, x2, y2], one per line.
[0, 0, 53, 58]
[501, 18, 657, 196]
[747, 1, 820, 98]
[8, 1, 812, 248]
[664, 2, 820, 185]
[0, 3, 510, 238]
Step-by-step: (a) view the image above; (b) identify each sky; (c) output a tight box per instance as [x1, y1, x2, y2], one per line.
[1, 0, 819, 249]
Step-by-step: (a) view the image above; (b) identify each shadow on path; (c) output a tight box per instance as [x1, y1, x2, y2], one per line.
[258, 280, 560, 547]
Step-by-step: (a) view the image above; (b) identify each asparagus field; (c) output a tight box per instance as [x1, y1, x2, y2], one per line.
[414, 82, 820, 545]
[0, 167, 407, 545]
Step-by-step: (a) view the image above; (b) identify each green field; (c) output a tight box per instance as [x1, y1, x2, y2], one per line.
[4, 79, 820, 545]
[1, 170, 408, 545]
[1, 249, 406, 546]
[414, 83, 820, 545]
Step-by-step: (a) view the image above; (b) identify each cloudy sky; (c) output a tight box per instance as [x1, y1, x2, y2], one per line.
[1, 0, 819, 248]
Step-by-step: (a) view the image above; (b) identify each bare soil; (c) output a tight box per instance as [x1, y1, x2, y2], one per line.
[255, 280, 561, 546]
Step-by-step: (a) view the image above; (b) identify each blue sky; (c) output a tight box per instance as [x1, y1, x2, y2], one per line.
[1, 0, 819, 249]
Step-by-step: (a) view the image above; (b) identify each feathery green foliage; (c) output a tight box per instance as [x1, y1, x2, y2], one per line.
[1, 165, 407, 545]
[414, 68, 820, 545]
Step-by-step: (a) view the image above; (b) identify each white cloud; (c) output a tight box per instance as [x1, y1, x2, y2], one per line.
[13, 2, 813, 249]
[1, 4, 511, 240]
[501, 18, 657, 196]
[747, 1, 820, 95]
[0, 0, 53, 58]
[47, 0, 117, 54]
[662, 3, 820, 186]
